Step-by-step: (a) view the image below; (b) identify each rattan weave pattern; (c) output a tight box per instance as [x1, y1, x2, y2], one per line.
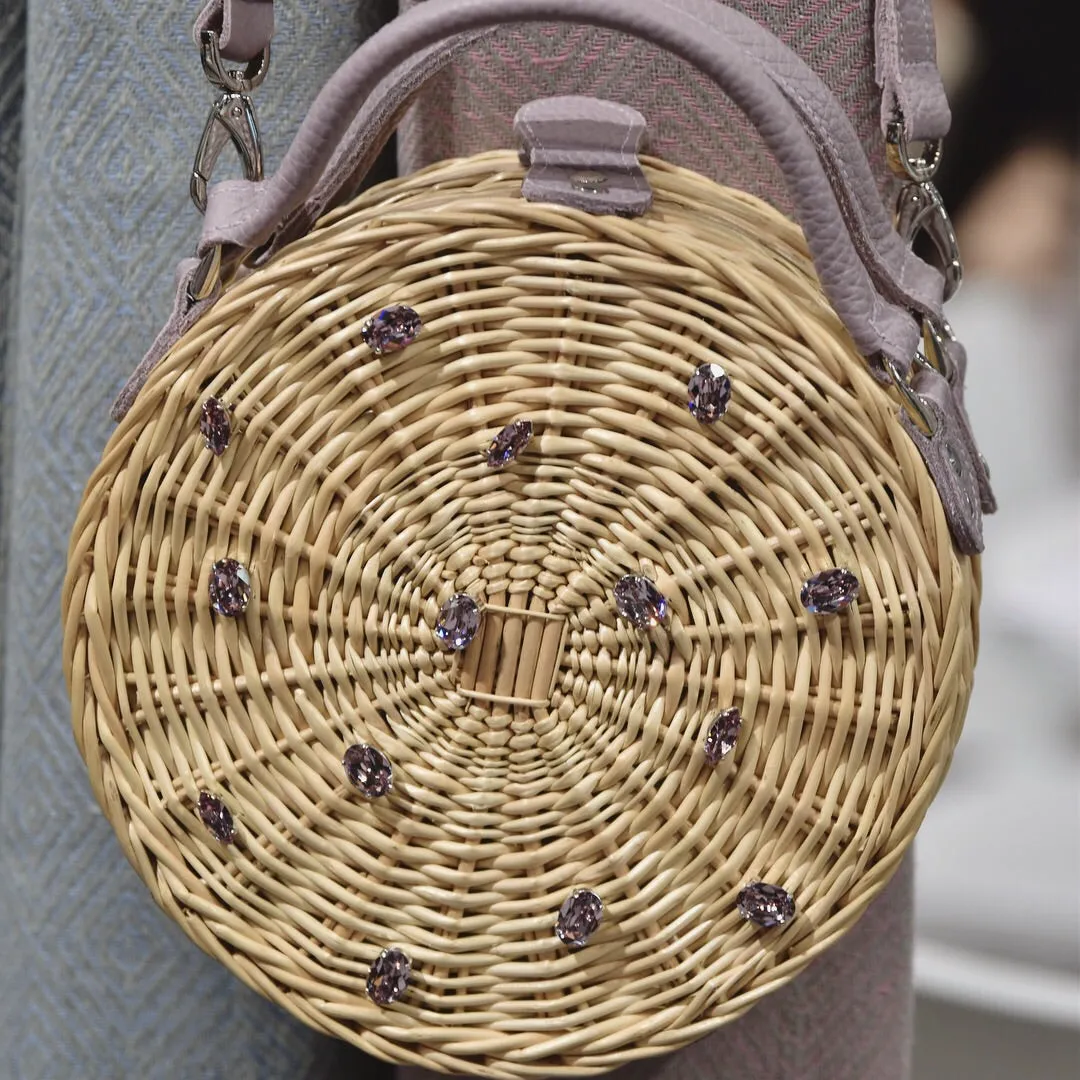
[62, 152, 977, 1077]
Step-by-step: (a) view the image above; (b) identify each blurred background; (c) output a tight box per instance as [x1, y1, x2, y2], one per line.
[913, 1, 1079, 1076]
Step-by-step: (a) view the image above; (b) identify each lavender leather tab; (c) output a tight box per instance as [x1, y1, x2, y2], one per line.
[926, 322, 996, 515]
[515, 97, 652, 217]
[874, 0, 950, 140]
[194, 0, 274, 62]
[898, 365, 985, 553]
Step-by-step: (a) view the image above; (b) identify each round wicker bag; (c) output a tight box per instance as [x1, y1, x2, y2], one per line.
[63, 150, 977, 1074]
[62, 3, 981, 1074]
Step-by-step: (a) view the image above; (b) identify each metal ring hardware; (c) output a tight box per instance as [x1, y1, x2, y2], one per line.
[187, 244, 224, 305]
[895, 180, 963, 300]
[885, 120, 943, 183]
[198, 30, 270, 94]
[919, 315, 958, 384]
[886, 354, 938, 437]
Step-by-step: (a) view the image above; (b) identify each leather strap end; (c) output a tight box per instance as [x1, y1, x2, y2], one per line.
[194, 0, 274, 63]
[873, 0, 951, 141]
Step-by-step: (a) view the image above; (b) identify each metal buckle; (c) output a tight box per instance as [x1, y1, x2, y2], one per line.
[190, 30, 268, 212]
[186, 244, 223, 305]
[919, 314, 959, 384]
[895, 181, 963, 300]
[886, 355, 938, 437]
[885, 120, 943, 183]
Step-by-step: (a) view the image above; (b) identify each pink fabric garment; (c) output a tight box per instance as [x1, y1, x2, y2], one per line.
[398, 0, 891, 218]
[399, 857, 915, 1079]
[395, 6, 915, 1076]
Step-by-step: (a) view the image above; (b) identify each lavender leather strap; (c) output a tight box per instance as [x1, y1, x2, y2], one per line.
[874, 0, 950, 140]
[194, 0, 274, 62]
[198, 0, 943, 322]
[111, 0, 948, 422]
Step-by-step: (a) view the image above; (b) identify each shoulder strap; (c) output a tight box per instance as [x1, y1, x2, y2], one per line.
[875, 0, 950, 141]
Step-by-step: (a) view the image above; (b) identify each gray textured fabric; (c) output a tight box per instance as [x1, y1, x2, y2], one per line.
[0, 0, 25, 772]
[0, 3, 392, 1077]
[398, 0, 893, 215]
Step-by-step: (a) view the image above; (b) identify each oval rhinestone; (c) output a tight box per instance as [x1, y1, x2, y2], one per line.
[343, 743, 393, 799]
[367, 947, 411, 1006]
[197, 791, 236, 844]
[555, 888, 604, 949]
[208, 558, 252, 617]
[361, 305, 422, 355]
[687, 362, 732, 423]
[486, 419, 533, 469]
[704, 707, 742, 765]
[199, 397, 232, 456]
[614, 574, 668, 629]
[800, 568, 859, 614]
[435, 593, 481, 651]
[737, 882, 796, 928]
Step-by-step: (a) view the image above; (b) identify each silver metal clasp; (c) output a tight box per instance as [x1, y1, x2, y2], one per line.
[895, 180, 963, 300]
[198, 28, 270, 94]
[885, 119, 943, 183]
[190, 94, 263, 211]
[190, 30, 269, 212]
[887, 354, 938, 437]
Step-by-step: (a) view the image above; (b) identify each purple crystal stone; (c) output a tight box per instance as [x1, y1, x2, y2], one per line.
[800, 568, 860, 614]
[367, 947, 411, 1006]
[555, 888, 604, 949]
[486, 419, 533, 469]
[361, 305, 422, 355]
[687, 362, 732, 423]
[343, 743, 393, 799]
[435, 593, 482, 651]
[199, 397, 232, 456]
[208, 558, 252, 617]
[197, 791, 237, 844]
[614, 574, 668, 629]
[737, 882, 796, 928]
[704, 707, 742, 765]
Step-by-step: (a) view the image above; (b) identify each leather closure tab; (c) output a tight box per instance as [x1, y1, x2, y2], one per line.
[514, 96, 653, 217]
[897, 365, 987, 554]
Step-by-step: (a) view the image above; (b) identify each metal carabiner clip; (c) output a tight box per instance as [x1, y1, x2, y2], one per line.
[190, 30, 269, 213]
[190, 92, 264, 212]
[895, 180, 963, 301]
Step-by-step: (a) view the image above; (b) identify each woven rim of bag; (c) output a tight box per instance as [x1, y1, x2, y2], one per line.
[63, 152, 978, 1077]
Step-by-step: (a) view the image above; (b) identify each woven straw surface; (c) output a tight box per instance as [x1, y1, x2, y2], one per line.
[63, 152, 977, 1077]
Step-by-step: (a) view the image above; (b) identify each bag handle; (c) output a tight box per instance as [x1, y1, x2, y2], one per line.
[194, 0, 951, 142]
[199, 0, 942, 314]
[115, 0, 943, 420]
[252, 1, 949, 314]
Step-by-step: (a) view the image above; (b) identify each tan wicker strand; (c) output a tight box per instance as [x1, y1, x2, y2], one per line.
[62, 151, 977, 1077]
